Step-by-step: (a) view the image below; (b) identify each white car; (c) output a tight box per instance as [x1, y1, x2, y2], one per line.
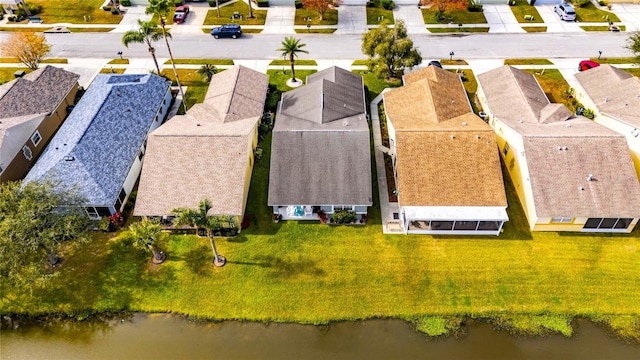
[554, 3, 577, 21]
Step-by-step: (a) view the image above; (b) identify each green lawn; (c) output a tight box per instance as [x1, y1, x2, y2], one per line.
[108, 59, 130, 65]
[2, 69, 640, 341]
[203, 2, 267, 25]
[294, 8, 338, 26]
[509, 0, 543, 23]
[422, 9, 487, 24]
[440, 59, 469, 66]
[0, 67, 30, 84]
[294, 28, 337, 34]
[164, 58, 235, 65]
[269, 59, 317, 66]
[160, 68, 210, 114]
[41, 58, 68, 64]
[623, 68, 640, 77]
[580, 25, 625, 31]
[366, 8, 395, 25]
[574, 3, 620, 22]
[522, 26, 547, 33]
[352, 59, 368, 66]
[30, 0, 124, 24]
[428, 27, 489, 33]
[523, 69, 579, 112]
[504, 58, 553, 65]
[589, 57, 638, 64]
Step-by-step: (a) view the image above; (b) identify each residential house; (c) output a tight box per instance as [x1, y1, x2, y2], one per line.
[0, 66, 79, 182]
[574, 64, 640, 176]
[383, 65, 508, 235]
[134, 65, 268, 225]
[268, 66, 372, 222]
[23, 73, 172, 219]
[477, 65, 640, 232]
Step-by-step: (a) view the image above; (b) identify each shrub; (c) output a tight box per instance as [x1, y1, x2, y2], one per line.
[174, 0, 184, 6]
[582, 108, 595, 119]
[598, 0, 606, 5]
[103, 6, 112, 11]
[257, 0, 269, 7]
[295, 0, 303, 8]
[99, 216, 114, 232]
[26, 2, 42, 15]
[120, 0, 131, 6]
[381, 0, 394, 10]
[332, 210, 357, 224]
[253, 147, 264, 162]
[467, 3, 483, 12]
[366, 1, 376, 7]
[111, 8, 120, 15]
[572, 0, 591, 7]
[7, 16, 16, 22]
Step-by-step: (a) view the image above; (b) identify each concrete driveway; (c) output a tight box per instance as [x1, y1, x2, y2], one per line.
[335, 6, 368, 35]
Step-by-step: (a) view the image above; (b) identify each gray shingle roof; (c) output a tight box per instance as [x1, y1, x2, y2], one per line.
[268, 67, 372, 206]
[0, 65, 79, 118]
[24, 74, 171, 207]
[575, 64, 640, 128]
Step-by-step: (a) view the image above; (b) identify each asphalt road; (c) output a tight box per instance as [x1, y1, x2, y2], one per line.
[1, 32, 632, 60]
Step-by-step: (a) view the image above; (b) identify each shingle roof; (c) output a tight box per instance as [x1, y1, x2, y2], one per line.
[268, 67, 372, 206]
[575, 64, 640, 128]
[0, 65, 79, 118]
[478, 65, 640, 218]
[24, 73, 171, 206]
[383, 66, 507, 208]
[133, 66, 268, 217]
[0, 113, 46, 171]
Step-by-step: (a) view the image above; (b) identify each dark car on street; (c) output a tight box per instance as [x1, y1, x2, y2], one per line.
[211, 24, 242, 39]
[173, 5, 189, 24]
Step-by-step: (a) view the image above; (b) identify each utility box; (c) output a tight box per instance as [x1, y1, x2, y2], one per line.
[14, 70, 26, 78]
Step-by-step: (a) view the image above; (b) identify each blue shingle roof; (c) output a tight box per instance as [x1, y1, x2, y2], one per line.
[24, 74, 171, 207]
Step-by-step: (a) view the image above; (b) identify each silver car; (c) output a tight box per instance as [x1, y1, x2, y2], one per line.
[554, 3, 577, 21]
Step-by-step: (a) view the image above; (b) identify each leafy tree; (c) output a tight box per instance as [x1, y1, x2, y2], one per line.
[301, 0, 342, 21]
[146, 0, 186, 109]
[198, 64, 218, 82]
[122, 20, 165, 74]
[627, 31, 640, 64]
[361, 20, 422, 80]
[0, 32, 51, 70]
[173, 199, 239, 267]
[0, 181, 88, 295]
[128, 218, 167, 264]
[277, 37, 309, 84]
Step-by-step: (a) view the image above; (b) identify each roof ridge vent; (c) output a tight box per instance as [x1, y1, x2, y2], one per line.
[64, 156, 75, 161]
[587, 174, 596, 181]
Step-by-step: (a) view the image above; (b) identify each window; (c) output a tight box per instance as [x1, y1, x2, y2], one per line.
[96, 207, 111, 217]
[453, 221, 478, 231]
[31, 130, 42, 146]
[478, 221, 500, 231]
[22, 145, 33, 160]
[85, 207, 99, 219]
[138, 150, 144, 161]
[333, 206, 353, 212]
[503, 143, 510, 156]
[584, 218, 602, 229]
[584, 218, 633, 230]
[431, 221, 454, 231]
[551, 217, 573, 223]
[614, 218, 632, 229]
[118, 188, 127, 204]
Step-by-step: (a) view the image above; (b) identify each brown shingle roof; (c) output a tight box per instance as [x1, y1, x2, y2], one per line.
[575, 64, 640, 128]
[0, 65, 79, 118]
[384, 66, 507, 207]
[133, 66, 268, 217]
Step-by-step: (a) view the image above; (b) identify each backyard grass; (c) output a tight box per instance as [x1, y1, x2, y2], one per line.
[523, 69, 579, 112]
[269, 59, 317, 66]
[421, 9, 487, 24]
[508, 0, 543, 23]
[267, 69, 317, 91]
[580, 25, 625, 31]
[589, 57, 638, 64]
[440, 59, 469, 66]
[294, 8, 338, 26]
[522, 26, 547, 33]
[623, 68, 640, 77]
[504, 58, 553, 65]
[574, 3, 620, 22]
[428, 27, 490, 33]
[366, 8, 395, 25]
[203, 2, 267, 25]
[29, 0, 124, 24]
[3, 131, 640, 340]
[164, 58, 235, 65]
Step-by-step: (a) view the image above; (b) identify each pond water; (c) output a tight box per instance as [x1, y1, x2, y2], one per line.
[2, 314, 639, 360]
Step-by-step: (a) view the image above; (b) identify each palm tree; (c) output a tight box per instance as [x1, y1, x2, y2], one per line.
[173, 199, 236, 267]
[277, 37, 309, 84]
[146, 0, 187, 111]
[121, 20, 165, 74]
[128, 218, 167, 264]
[197, 64, 218, 82]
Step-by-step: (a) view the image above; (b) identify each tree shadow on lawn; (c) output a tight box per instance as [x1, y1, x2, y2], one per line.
[180, 244, 211, 276]
[251, 255, 326, 279]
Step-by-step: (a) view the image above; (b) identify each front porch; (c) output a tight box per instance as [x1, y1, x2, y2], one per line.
[402, 206, 509, 236]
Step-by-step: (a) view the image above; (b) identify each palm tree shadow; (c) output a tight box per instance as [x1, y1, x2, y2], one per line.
[183, 245, 211, 276]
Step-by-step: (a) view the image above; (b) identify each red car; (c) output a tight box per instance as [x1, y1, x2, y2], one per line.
[578, 60, 600, 72]
[173, 5, 189, 24]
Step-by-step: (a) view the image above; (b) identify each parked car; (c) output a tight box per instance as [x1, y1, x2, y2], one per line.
[554, 3, 576, 21]
[173, 5, 189, 24]
[211, 24, 242, 39]
[578, 60, 600, 72]
[428, 60, 443, 69]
